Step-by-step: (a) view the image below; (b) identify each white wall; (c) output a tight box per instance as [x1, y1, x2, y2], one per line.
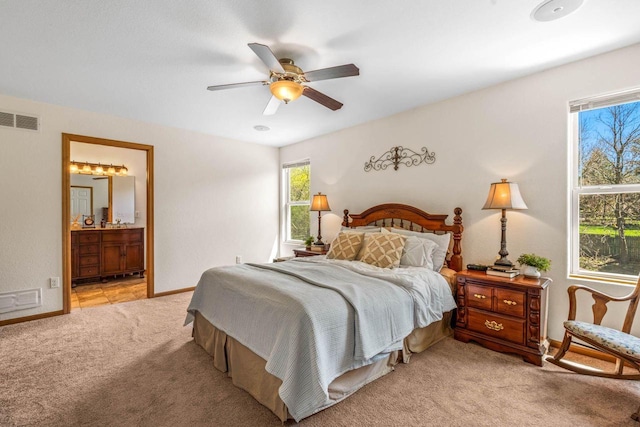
[0, 94, 279, 321]
[281, 43, 640, 342]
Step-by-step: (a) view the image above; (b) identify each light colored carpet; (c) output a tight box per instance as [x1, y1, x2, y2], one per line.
[1, 292, 639, 426]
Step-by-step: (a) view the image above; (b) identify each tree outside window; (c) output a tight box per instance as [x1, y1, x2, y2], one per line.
[574, 100, 640, 277]
[283, 162, 310, 242]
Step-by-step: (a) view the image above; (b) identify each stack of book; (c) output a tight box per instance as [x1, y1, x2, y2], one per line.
[486, 265, 520, 278]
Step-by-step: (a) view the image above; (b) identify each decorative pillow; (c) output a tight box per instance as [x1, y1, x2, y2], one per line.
[360, 233, 407, 269]
[326, 232, 365, 261]
[345, 231, 380, 261]
[382, 229, 438, 269]
[389, 228, 451, 272]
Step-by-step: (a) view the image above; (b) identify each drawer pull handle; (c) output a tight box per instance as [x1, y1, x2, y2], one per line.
[473, 294, 487, 299]
[484, 320, 504, 331]
[503, 299, 517, 306]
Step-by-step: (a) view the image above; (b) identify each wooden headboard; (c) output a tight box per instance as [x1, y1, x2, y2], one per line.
[342, 203, 464, 271]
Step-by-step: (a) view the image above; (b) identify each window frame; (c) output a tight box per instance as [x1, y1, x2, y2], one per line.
[569, 89, 640, 284]
[282, 160, 310, 244]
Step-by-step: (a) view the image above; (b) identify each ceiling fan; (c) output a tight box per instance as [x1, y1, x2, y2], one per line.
[207, 43, 359, 115]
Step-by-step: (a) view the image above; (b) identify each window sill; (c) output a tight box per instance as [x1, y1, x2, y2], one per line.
[568, 273, 637, 287]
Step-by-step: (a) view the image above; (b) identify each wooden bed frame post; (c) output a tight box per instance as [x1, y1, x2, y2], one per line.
[450, 207, 463, 272]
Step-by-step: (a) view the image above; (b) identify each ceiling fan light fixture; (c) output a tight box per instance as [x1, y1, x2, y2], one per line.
[270, 80, 304, 104]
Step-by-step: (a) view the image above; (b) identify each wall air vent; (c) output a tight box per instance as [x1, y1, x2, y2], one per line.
[0, 109, 40, 132]
[0, 111, 14, 127]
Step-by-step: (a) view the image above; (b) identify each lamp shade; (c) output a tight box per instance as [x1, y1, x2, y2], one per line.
[310, 193, 331, 212]
[270, 80, 304, 103]
[482, 178, 528, 210]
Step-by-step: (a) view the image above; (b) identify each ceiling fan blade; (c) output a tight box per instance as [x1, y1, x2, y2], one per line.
[302, 87, 343, 111]
[248, 43, 285, 73]
[207, 81, 267, 91]
[263, 96, 280, 116]
[303, 64, 359, 82]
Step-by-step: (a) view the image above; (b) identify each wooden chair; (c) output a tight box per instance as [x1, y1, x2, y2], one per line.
[546, 275, 640, 420]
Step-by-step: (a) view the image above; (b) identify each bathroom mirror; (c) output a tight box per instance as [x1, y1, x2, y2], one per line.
[70, 175, 135, 224]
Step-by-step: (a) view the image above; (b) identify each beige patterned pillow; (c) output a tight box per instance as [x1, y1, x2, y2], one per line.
[326, 232, 365, 261]
[360, 233, 407, 268]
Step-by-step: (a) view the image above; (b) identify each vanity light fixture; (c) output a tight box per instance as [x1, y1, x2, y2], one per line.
[70, 160, 129, 176]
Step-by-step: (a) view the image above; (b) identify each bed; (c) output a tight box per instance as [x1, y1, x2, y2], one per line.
[185, 203, 463, 422]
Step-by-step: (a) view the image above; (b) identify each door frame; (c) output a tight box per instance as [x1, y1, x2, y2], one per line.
[62, 133, 155, 313]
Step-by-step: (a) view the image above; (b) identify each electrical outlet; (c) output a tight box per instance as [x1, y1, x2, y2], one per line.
[49, 277, 60, 288]
[235, 256, 242, 264]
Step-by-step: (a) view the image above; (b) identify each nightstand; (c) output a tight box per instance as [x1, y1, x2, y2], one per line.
[454, 270, 551, 366]
[293, 248, 328, 257]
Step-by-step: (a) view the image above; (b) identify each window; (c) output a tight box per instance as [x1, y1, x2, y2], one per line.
[283, 161, 310, 242]
[571, 90, 640, 280]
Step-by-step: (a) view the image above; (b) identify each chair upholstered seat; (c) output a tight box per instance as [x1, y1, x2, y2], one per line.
[564, 320, 640, 361]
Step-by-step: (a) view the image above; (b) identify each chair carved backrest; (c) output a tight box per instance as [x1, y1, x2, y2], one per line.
[567, 277, 640, 333]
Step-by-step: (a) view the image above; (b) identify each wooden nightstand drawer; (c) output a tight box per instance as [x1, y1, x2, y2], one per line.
[454, 270, 551, 366]
[466, 284, 492, 310]
[495, 288, 525, 317]
[467, 309, 525, 345]
[293, 248, 328, 257]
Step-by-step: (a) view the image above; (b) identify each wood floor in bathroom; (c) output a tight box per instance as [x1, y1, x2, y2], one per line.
[71, 276, 147, 311]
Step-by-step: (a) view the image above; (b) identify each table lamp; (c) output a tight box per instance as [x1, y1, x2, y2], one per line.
[310, 192, 331, 245]
[482, 178, 528, 268]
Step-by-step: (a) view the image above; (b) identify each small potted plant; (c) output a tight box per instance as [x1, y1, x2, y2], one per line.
[303, 236, 314, 250]
[517, 253, 551, 278]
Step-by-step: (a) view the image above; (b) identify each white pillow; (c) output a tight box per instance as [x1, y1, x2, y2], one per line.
[384, 228, 451, 272]
[401, 236, 438, 269]
[381, 229, 438, 269]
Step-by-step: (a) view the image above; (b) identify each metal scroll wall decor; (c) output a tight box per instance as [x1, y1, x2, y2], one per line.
[364, 146, 436, 172]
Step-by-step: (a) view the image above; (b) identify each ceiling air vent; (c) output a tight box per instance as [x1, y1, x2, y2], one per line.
[0, 110, 40, 132]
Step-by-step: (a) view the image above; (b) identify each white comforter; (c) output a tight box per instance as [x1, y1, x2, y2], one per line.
[185, 257, 456, 421]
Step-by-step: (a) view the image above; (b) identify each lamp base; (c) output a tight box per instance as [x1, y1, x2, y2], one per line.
[494, 258, 514, 268]
[313, 239, 323, 246]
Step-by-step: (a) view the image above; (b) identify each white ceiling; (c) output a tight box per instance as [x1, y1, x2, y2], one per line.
[2, 1, 640, 147]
